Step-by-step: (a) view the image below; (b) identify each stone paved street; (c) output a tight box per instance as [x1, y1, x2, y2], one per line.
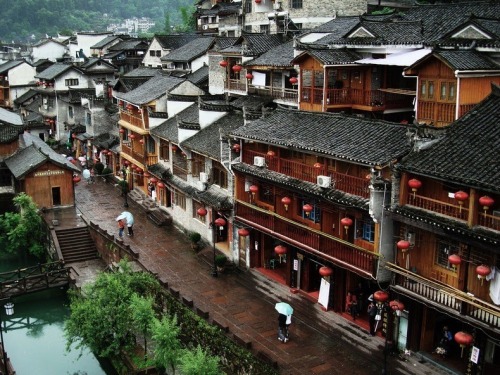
[64, 178, 453, 375]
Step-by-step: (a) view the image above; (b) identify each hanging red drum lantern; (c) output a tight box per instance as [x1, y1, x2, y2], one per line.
[143, 172, 151, 178]
[129, 134, 136, 140]
[139, 139, 144, 144]
[119, 128, 125, 134]
[289, 76, 298, 85]
[73, 175, 81, 183]
[448, 254, 461, 268]
[479, 195, 494, 213]
[245, 73, 253, 80]
[313, 162, 322, 169]
[303, 203, 313, 217]
[197, 207, 207, 217]
[219, 60, 228, 68]
[319, 266, 333, 277]
[255, 0, 262, 3]
[281, 196, 291, 211]
[454, 190, 469, 213]
[454, 331, 473, 358]
[150, 177, 158, 184]
[274, 245, 287, 256]
[389, 300, 405, 315]
[476, 265, 491, 285]
[397, 240, 411, 259]
[249, 185, 259, 196]
[157, 182, 165, 188]
[340, 217, 353, 234]
[266, 150, 276, 157]
[232, 64, 242, 73]
[232, 143, 240, 152]
[408, 178, 422, 199]
[374, 290, 389, 303]
[214, 217, 226, 228]
[238, 228, 250, 237]
[124, 160, 130, 166]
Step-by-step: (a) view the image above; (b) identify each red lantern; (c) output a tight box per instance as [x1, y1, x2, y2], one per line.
[476, 265, 491, 285]
[119, 128, 125, 134]
[73, 176, 81, 183]
[219, 60, 228, 68]
[197, 207, 208, 217]
[455, 190, 469, 212]
[232, 65, 242, 73]
[143, 172, 151, 178]
[124, 160, 130, 166]
[129, 134, 136, 140]
[289, 77, 298, 85]
[214, 217, 226, 228]
[139, 139, 144, 144]
[313, 162, 322, 169]
[274, 245, 287, 256]
[397, 240, 411, 259]
[389, 300, 405, 315]
[150, 177, 158, 184]
[374, 290, 389, 303]
[255, 0, 262, 3]
[157, 182, 165, 188]
[408, 178, 422, 198]
[232, 143, 240, 152]
[238, 228, 250, 237]
[266, 150, 275, 157]
[340, 217, 353, 233]
[245, 73, 253, 80]
[454, 331, 473, 358]
[303, 204, 313, 216]
[281, 196, 291, 211]
[479, 195, 494, 213]
[249, 185, 259, 196]
[319, 266, 333, 277]
[448, 254, 461, 267]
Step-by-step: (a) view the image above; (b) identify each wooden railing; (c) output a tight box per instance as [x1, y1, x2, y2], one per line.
[244, 150, 370, 198]
[248, 85, 298, 103]
[120, 111, 148, 128]
[418, 101, 477, 126]
[236, 201, 378, 276]
[227, 79, 246, 93]
[478, 212, 500, 231]
[387, 262, 500, 329]
[407, 194, 468, 221]
[173, 164, 188, 181]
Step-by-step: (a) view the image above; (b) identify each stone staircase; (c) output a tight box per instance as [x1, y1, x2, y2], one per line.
[128, 187, 172, 227]
[56, 226, 99, 263]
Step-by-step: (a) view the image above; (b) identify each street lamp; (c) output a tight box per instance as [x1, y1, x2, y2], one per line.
[1, 302, 14, 375]
[211, 217, 226, 277]
[121, 166, 129, 208]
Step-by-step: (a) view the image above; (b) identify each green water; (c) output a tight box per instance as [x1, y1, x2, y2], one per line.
[1, 258, 116, 375]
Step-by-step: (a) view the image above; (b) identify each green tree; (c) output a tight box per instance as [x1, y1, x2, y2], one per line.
[179, 345, 221, 375]
[65, 260, 162, 358]
[0, 193, 45, 259]
[130, 293, 155, 364]
[153, 315, 182, 375]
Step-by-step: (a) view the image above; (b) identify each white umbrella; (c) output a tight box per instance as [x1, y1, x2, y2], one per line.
[82, 169, 91, 180]
[120, 211, 134, 226]
[78, 156, 86, 162]
[66, 156, 74, 161]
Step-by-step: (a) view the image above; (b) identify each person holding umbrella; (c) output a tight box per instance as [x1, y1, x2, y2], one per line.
[275, 302, 293, 343]
[116, 211, 134, 236]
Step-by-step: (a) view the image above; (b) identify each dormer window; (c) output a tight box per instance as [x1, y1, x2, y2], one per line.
[65, 78, 79, 87]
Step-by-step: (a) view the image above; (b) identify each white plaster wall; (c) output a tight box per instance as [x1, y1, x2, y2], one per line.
[191, 55, 208, 73]
[32, 42, 67, 62]
[10, 63, 36, 86]
[142, 38, 165, 68]
[76, 33, 112, 58]
[199, 109, 227, 129]
[166, 100, 195, 117]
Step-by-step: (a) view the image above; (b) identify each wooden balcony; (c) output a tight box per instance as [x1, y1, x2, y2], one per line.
[478, 212, 500, 231]
[387, 263, 500, 331]
[236, 200, 378, 277]
[226, 79, 246, 93]
[173, 164, 188, 181]
[248, 85, 298, 104]
[407, 194, 468, 221]
[120, 111, 148, 129]
[417, 101, 477, 126]
[244, 150, 370, 198]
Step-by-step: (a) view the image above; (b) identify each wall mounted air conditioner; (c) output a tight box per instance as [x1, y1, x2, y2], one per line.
[196, 181, 206, 191]
[199, 172, 208, 183]
[254, 156, 265, 167]
[317, 175, 331, 188]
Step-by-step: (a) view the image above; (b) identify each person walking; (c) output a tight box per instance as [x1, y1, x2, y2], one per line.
[346, 291, 358, 320]
[278, 313, 287, 342]
[368, 302, 377, 336]
[285, 314, 292, 342]
[117, 219, 125, 238]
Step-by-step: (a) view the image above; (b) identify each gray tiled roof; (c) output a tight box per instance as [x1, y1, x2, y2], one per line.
[229, 95, 273, 110]
[0, 107, 23, 126]
[181, 112, 244, 160]
[310, 16, 362, 34]
[0, 124, 23, 144]
[0, 60, 25, 74]
[434, 50, 500, 71]
[397, 84, 500, 193]
[90, 35, 121, 49]
[109, 39, 149, 51]
[115, 72, 185, 105]
[220, 34, 287, 56]
[214, 37, 238, 51]
[187, 65, 209, 85]
[154, 34, 199, 50]
[230, 108, 411, 167]
[14, 89, 38, 105]
[294, 49, 361, 65]
[35, 63, 77, 79]
[244, 41, 294, 67]
[5, 132, 80, 178]
[161, 37, 215, 63]
[123, 67, 159, 78]
[150, 103, 199, 142]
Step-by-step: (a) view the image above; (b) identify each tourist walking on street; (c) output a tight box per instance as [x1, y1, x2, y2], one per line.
[117, 219, 125, 238]
[278, 313, 287, 342]
[368, 302, 377, 336]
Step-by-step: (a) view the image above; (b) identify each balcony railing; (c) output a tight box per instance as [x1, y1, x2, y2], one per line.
[417, 101, 477, 126]
[387, 262, 500, 330]
[173, 164, 188, 181]
[244, 150, 370, 198]
[120, 111, 148, 128]
[407, 194, 468, 221]
[236, 200, 378, 276]
[226, 79, 246, 93]
[248, 85, 298, 103]
[478, 212, 500, 231]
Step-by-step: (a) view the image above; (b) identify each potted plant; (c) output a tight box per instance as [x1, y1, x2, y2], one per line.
[215, 254, 227, 272]
[189, 232, 202, 251]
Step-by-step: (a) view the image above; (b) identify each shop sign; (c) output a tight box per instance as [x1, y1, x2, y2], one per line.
[470, 346, 480, 364]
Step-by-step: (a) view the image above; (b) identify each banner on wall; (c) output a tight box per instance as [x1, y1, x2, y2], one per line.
[318, 278, 330, 309]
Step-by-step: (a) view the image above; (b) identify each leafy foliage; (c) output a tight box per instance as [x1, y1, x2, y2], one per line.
[153, 315, 182, 374]
[0, 0, 197, 42]
[179, 345, 222, 375]
[0, 193, 46, 258]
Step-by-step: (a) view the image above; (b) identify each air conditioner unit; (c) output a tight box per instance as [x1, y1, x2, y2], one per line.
[199, 172, 208, 183]
[254, 156, 265, 167]
[196, 181, 206, 191]
[317, 175, 331, 188]
[202, 25, 209, 30]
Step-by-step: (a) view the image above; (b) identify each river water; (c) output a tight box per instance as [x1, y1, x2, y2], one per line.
[1, 258, 116, 375]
